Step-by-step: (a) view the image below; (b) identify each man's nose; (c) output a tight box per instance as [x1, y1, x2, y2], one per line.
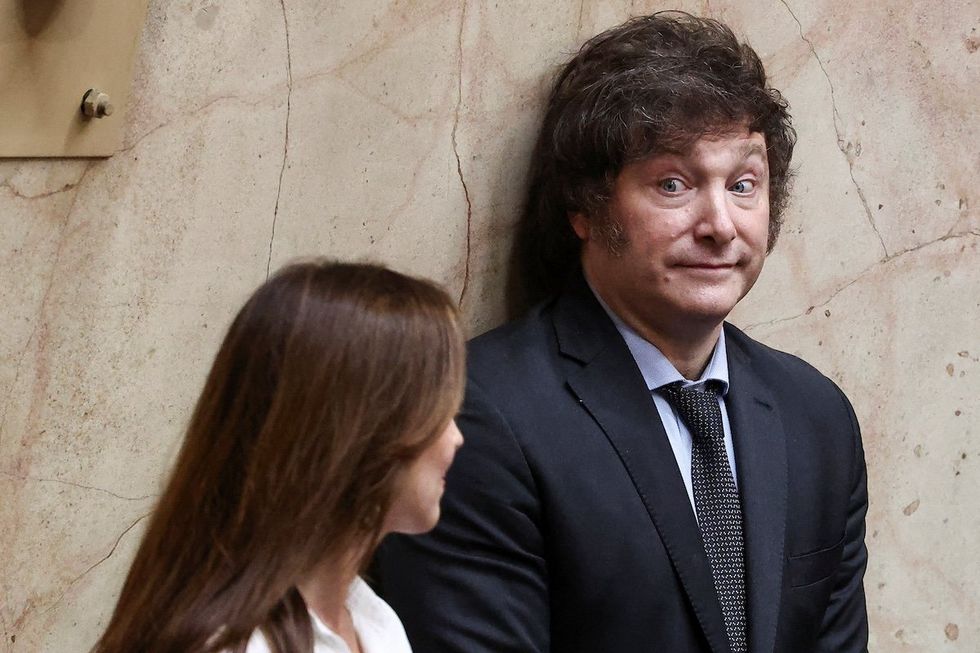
[694, 188, 737, 244]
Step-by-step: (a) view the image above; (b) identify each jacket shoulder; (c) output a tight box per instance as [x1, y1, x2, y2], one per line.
[724, 322, 853, 410]
[467, 304, 559, 378]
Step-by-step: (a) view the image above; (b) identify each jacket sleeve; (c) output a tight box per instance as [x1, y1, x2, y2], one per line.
[814, 386, 870, 652]
[375, 377, 549, 652]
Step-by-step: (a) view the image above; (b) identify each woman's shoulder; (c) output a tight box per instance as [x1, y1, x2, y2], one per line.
[225, 579, 412, 653]
[346, 577, 412, 652]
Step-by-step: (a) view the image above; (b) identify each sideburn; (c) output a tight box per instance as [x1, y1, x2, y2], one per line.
[592, 211, 630, 257]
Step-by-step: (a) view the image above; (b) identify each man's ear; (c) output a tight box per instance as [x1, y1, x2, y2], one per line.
[569, 212, 590, 241]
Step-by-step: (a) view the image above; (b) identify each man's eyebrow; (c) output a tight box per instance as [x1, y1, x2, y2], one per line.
[737, 142, 767, 161]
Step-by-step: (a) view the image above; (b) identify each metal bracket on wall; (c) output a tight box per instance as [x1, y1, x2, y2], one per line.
[0, 0, 151, 158]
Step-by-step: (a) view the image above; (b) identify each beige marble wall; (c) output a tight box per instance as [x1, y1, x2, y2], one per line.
[1, 1, 976, 650]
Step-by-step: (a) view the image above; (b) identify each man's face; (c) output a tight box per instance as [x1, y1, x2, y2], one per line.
[572, 130, 770, 336]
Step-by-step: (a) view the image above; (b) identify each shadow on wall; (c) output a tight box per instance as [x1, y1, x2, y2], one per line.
[16, 0, 96, 40]
[503, 134, 579, 321]
[501, 71, 571, 322]
[18, 0, 68, 35]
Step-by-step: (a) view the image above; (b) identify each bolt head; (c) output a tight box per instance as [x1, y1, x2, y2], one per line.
[81, 89, 113, 118]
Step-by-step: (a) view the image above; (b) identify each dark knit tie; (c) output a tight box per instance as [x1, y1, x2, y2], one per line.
[662, 381, 747, 653]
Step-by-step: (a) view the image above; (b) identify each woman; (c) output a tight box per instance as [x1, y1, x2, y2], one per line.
[92, 260, 466, 653]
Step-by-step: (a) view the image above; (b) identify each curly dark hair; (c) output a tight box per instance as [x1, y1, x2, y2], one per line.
[514, 11, 796, 306]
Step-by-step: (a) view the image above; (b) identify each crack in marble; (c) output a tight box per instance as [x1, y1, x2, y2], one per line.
[297, 4, 448, 88]
[42, 298, 212, 311]
[119, 91, 274, 156]
[0, 472, 157, 502]
[40, 512, 150, 617]
[778, 0, 889, 259]
[331, 73, 438, 124]
[266, 0, 294, 280]
[743, 229, 980, 332]
[452, 0, 473, 307]
[0, 163, 94, 452]
[121, 7, 460, 160]
[122, 11, 451, 159]
[0, 179, 80, 201]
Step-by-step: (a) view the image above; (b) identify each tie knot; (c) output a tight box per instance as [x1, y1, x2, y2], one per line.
[661, 380, 720, 400]
[660, 381, 724, 443]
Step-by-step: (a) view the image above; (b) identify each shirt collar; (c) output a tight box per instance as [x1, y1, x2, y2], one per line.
[308, 577, 378, 641]
[588, 282, 730, 395]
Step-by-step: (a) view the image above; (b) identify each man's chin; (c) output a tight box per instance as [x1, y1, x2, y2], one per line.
[666, 286, 747, 323]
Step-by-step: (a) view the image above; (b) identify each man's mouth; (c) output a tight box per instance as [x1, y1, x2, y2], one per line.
[675, 262, 736, 269]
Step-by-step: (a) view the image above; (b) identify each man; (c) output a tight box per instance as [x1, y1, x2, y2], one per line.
[377, 12, 869, 653]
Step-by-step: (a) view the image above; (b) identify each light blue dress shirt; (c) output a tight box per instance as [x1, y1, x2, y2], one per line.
[592, 292, 738, 519]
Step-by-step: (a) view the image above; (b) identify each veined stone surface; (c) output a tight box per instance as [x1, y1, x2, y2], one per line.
[1, 1, 976, 650]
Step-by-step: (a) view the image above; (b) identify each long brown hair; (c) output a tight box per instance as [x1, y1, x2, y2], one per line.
[93, 260, 466, 653]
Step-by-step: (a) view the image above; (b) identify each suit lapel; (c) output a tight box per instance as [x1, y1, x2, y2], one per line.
[554, 279, 731, 653]
[725, 325, 788, 653]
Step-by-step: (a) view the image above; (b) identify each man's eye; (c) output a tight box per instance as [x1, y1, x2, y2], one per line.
[659, 178, 687, 193]
[730, 179, 756, 194]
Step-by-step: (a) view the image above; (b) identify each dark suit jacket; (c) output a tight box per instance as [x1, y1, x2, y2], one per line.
[377, 276, 869, 653]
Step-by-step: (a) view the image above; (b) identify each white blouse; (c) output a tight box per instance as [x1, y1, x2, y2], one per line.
[241, 577, 412, 653]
